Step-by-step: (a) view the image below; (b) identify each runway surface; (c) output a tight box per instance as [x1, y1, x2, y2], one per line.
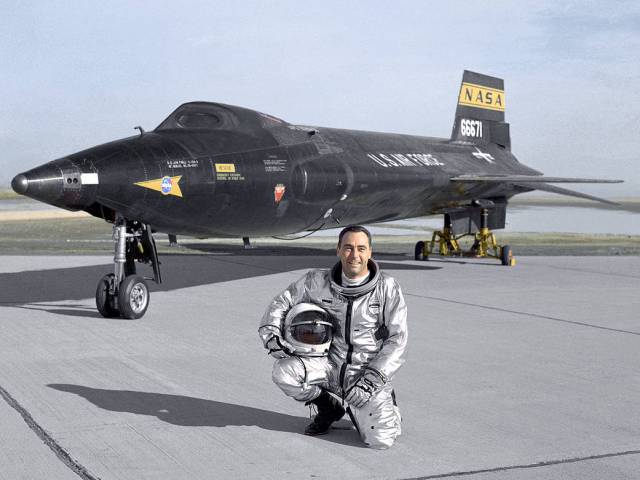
[0, 252, 639, 479]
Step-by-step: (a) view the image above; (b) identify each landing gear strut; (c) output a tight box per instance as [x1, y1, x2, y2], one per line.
[414, 209, 515, 266]
[95, 215, 162, 319]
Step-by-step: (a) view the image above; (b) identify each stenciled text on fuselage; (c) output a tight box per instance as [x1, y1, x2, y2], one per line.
[366, 152, 445, 168]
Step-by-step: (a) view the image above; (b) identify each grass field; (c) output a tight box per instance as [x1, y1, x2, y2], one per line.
[0, 190, 19, 200]
[0, 215, 638, 256]
[2, 192, 639, 255]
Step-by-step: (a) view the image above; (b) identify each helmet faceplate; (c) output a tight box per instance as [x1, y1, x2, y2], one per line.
[284, 303, 333, 357]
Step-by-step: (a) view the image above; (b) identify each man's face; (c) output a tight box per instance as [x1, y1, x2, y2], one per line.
[337, 231, 372, 279]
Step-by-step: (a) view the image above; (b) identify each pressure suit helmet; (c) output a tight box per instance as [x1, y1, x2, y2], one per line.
[283, 303, 334, 357]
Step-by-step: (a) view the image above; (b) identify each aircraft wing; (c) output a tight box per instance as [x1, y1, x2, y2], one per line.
[510, 182, 619, 205]
[450, 175, 623, 184]
[450, 175, 623, 205]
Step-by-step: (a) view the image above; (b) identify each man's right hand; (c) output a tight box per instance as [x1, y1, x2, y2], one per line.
[265, 336, 294, 359]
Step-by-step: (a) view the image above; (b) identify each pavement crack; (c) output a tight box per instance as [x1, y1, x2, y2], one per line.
[406, 293, 640, 336]
[517, 261, 640, 280]
[402, 449, 640, 479]
[0, 383, 100, 480]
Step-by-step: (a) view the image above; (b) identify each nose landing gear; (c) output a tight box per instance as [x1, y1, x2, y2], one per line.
[95, 215, 162, 319]
[414, 209, 516, 266]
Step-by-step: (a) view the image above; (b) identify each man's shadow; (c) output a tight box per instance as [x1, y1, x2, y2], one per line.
[48, 384, 362, 447]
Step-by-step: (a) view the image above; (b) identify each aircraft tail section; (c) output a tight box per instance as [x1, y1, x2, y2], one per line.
[451, 70, 510, 150]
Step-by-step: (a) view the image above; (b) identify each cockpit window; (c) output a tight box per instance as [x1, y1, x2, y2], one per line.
[155, 103, 240, 131]
[176, 112, 221, 129]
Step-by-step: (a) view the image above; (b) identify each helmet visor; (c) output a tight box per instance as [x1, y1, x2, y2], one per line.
[290, 323, 332, 345]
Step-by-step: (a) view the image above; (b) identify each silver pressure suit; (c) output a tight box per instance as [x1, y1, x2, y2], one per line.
[259, 260, 408, 448]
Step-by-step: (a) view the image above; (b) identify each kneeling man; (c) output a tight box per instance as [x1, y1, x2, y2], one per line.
[258, 225, 408, 449]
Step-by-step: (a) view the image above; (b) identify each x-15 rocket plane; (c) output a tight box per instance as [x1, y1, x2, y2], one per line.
[11, 70, 622, 319]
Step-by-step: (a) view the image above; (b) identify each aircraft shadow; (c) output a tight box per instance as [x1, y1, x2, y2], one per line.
[179, 243, 340, 256]
[10, 303, 104, 318]
[47, 384, 363, 447]
[0, 250, 439, 306]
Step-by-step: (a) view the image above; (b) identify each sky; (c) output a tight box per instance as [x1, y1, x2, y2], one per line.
[2, 0, 639, 196]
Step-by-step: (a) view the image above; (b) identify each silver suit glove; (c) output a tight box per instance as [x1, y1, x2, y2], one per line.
[344, 368, 386, 408]
[265, 335, 294, 359]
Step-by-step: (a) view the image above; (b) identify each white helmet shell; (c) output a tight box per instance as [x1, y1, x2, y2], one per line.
[283, 303, 334, 357]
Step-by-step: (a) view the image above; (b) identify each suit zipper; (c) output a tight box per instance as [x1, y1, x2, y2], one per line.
[339, 297, 354, 392]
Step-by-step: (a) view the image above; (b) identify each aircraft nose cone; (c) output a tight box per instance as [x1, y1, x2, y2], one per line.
[13, 161, 97, 209]
[12, 164, 65, 206]
[11, 174, 29, 195]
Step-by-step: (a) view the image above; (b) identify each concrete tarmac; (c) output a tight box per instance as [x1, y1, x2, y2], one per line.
[0, 252, 639, 479]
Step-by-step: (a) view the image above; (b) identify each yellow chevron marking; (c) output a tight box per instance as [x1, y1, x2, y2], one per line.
[134, 175, 183, 197]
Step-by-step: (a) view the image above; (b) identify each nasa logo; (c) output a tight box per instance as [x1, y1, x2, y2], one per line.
[458, 82, 505, 112]
[160, 176, 173, 195]
[134, 175, 183, 197]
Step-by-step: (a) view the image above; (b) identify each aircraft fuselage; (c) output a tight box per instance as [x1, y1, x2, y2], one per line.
[13, 102, 539, 238]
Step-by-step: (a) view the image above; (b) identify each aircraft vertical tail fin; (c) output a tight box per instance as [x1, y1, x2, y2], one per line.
[450, 70, 511, 150]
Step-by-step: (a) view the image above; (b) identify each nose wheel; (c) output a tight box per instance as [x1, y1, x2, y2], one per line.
[95, 215, 161, 319]
[96, 273, 120, 318]
[117, 275, 150, 319]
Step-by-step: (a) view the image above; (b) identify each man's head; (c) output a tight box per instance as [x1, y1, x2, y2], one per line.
[337, 225, 372, 279]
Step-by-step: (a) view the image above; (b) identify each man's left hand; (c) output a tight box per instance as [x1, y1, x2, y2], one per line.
[344, 369, 386, 408]
[344, 384, 371, 408]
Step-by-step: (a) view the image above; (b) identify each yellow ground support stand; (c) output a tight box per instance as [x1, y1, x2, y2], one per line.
[415, 208, 516, 266]
[430, 226, 460, 257]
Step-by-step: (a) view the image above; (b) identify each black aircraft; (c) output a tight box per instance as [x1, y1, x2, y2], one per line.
[11, 71, 621, 319]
